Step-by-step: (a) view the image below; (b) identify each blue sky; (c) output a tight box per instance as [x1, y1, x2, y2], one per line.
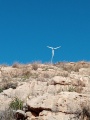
[0, 0, 90, 64]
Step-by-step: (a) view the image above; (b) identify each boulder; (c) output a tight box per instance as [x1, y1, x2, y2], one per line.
[27, 92, 90, 120]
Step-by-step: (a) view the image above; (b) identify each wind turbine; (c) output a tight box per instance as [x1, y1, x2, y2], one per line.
[47, 46, 61, 64]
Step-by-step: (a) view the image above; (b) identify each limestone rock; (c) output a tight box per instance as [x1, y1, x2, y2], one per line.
[52, 76, 71, 85]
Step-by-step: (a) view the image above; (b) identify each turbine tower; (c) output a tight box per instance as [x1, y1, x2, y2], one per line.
[47, 46, 61, 64]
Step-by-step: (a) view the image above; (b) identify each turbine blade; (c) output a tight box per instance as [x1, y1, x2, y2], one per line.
[54, 46, 61, 49]
[47, 46, 53, 49]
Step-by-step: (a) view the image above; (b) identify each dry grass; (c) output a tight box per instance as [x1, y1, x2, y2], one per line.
[0, 108, 15, 120]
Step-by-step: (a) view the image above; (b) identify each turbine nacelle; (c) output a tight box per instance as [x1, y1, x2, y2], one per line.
[47, 46, 61, 50]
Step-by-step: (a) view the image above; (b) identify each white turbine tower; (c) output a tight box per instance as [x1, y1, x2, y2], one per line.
[47, 46, 61, 64]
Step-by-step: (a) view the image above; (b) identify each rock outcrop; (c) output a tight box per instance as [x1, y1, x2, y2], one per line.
[0, 61, 90, 120]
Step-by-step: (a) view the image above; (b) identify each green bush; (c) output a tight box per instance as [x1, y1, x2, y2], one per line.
[68, 86, 75, 92]
[9, 97, 23, 110]
[0, 88, 3, 93]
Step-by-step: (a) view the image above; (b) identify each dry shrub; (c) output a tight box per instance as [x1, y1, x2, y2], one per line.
[70, 79, 85, 93]
[80, 107, 90, 120]
[73, 62, 89, 72]
[77, 80, 85, 87]
[71, 106, 90, 120]
[55, 61, 90, 73]
[11, 65, 32, 79]
[42, 67, 49, 71]
[20, 67, 32, 79]
[23, 70, 31, 76]
[70, 107, 90, 120]
[57, 71, 69, 77]
[75, 86, 83, 93]
[37, 77, 46, 82]
[72, 79, 85, 87]
[0, 77, 18, 91]
[62, 65, 73, 72]
[55, 62, 74, 72]
[68, 79, 85, 93]
[31, 73, 39, 78]
[68, 86, 83, 93]
[22, 68, 31, 75]
[4, 82, 18, 89]
[32, 62, 38, 70]
[42, 73, 50, 78]
[12, 62, 21, 68]
[55, 62, 65, 67]
[79, 61, 90, 68]
[0, 82, 18, 91]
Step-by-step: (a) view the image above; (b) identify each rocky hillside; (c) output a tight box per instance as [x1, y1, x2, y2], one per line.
[0, 61, 90, 120]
